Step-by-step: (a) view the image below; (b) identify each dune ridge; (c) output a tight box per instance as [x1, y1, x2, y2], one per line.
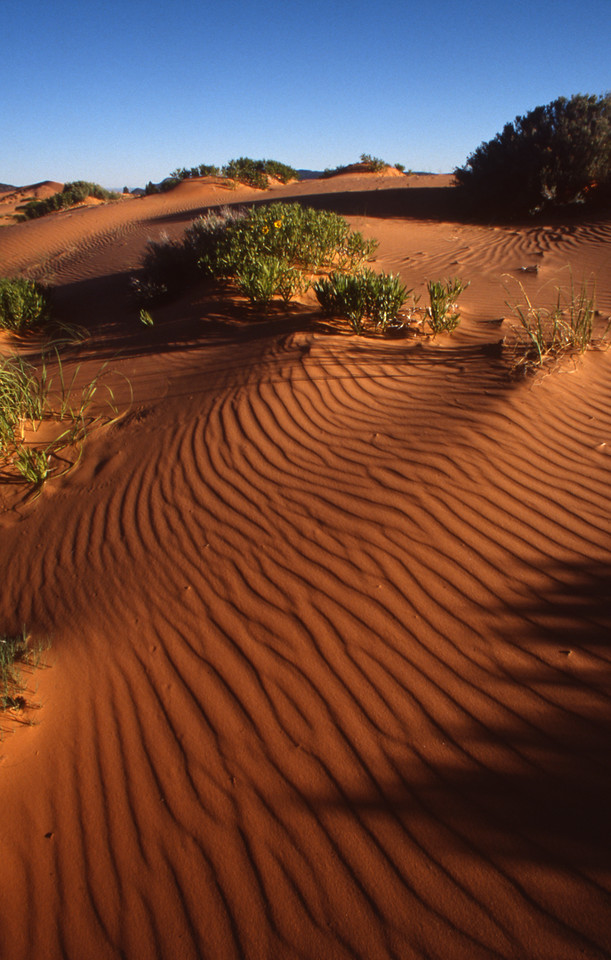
[0, 174, 610, 960]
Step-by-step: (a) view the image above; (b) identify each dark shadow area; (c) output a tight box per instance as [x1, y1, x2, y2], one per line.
[306, 558, 611, 880]
[143, 184, 467, 228]
[142, 182, 611, 232]
[29, 269, 509, 392]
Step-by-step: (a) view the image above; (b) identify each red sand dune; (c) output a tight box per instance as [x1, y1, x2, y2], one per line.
[0, 181, 65, 224]
[0, 174, 610, 960]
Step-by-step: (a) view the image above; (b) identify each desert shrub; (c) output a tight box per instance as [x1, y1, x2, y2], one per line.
[0, 277, 50, 331]
[134, 201, 378, 312]
[133, 234, 196, 303]
[132, 207, 248, 304]
[199, 202, 376, 278]
[313, 269, 410, 334]
[455, 93, 611, 216]
[322, 154, 388, 177]
[221, 158, 299, 188]
[262, 160, 299, 183]
[359, 153, 387, 172]
[425, 278, 469, 334]
[364, 272, 411, 329]
[170, 164, 221, 180]
[22, 181, 120, 219]
[314, 272, 368, 333]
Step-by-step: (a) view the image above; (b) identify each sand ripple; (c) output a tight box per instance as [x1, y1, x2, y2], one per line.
[1, 321, 610, 959]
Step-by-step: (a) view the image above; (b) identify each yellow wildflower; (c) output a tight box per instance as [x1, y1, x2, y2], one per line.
[274, 220, 282, 229]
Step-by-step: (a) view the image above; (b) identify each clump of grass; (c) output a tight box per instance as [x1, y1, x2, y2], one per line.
[0, 628, 46, 722]
[425, 278, 469, 334]
[0, 347, 127, 488]
[313, 269, 412, 334]
[506, 273, 608, 372]
[0, 277, 51, 332]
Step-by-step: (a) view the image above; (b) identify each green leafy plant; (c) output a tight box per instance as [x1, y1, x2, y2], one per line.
[313, 269, 411, 334]
[235, 256, 287, 307]
[425, 278, 469, 334]
[455, 93, 611, 216]
[364, 272, 411, 329]
[133, 207, 247, 303]
[0, 277, 51, 332]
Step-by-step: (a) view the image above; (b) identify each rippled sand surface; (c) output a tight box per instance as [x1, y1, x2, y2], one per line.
[1, 174, 610, 960]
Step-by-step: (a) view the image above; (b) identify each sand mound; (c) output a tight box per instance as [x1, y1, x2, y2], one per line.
[0, 174, 610, 960]
[0, 181, 65, 226]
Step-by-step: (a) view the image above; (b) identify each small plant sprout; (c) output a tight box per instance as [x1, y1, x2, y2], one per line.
[0, 627, 47, 728]
[0, 346, 129, 488]
[425, 278, 469, 335]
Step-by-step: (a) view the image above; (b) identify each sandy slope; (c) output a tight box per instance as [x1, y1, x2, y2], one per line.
[0, 175, 610, 960]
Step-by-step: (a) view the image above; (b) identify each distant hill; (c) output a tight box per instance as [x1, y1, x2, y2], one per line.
[297, 170, 324, 180]
[0, 183, 17, 192]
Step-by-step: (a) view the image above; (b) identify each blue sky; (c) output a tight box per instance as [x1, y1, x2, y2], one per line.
[2, 0, 609, 189]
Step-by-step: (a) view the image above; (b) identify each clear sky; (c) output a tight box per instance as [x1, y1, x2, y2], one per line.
[2, 0, 609, 189]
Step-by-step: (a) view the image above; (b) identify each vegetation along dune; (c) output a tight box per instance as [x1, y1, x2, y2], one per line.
[0, 120, 610, 959]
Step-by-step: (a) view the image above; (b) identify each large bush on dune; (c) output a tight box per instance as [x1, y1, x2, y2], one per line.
[22, 181, 120, 219]
[455, 93, 611, 216]
[221, 158, 299, 188]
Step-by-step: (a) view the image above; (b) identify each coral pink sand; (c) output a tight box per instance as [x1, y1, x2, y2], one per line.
[0, 173, 610, 959]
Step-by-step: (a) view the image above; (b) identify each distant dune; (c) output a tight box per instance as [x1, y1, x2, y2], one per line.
[0, 171, 610, 960]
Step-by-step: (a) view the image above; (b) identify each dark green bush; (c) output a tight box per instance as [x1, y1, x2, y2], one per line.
[170, 164, 221, 181]
[322, 154, 388, 177]
[455, 93, 611, 216]
[221, 158, 299, 188]
[0, 277, 50, 331]
[22, 181, 120, 219]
